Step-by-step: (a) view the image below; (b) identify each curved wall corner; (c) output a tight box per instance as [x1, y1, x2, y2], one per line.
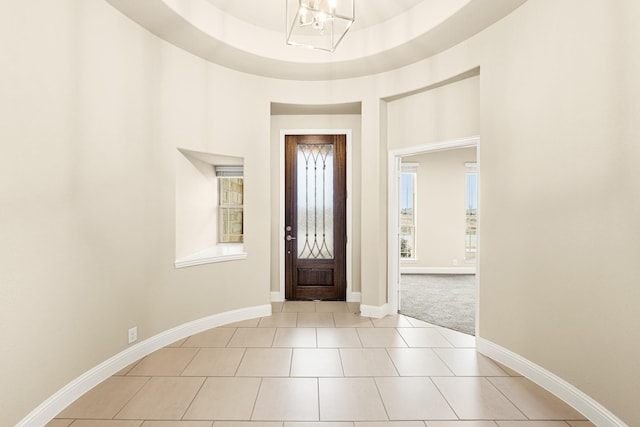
[15, 305, 271, 427]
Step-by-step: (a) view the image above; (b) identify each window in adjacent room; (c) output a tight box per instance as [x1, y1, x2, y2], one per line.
[216, 166, 244, 243]
[465, 165, 478, 261]
[400, 162, 418, 260]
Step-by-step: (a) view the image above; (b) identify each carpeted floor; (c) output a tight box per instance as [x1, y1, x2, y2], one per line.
[400, 274, 476, 335]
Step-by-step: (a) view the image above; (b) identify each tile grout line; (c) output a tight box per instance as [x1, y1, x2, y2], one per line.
[484, 376, 530, 421]
[371, 376, 391, 421]
[428, 375, 462, 421]
[177, 347, 201, 377]
[430, 347, 457, 377]
[179, 375, 208, 421]
[435, 327, 459, 348]
[337, 344, 346, 377]
[110, 376, 152, 421]
[383, 347, 402, 377]
[248, 377, 265, 421]
[354, 327, 365, 348]
[233, 348, 248, 376]
[270, 327, 279, 348]
[224, 327, 239, 348]
[395, 326, 411, 348]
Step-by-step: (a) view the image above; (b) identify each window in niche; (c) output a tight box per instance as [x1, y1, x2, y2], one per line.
[216, 166, 244, 243]
[175, 149, 246, 268]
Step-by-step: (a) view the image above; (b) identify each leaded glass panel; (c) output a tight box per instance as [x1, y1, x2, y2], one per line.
[297, 144, 334, 259]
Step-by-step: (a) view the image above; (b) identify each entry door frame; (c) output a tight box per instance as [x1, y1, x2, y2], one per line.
[387, 136, 480, 318]
[276, 129, 354, 302]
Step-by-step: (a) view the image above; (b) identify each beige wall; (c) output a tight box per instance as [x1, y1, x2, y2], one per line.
[387, 75, 480, 151]
[401, 148, 477, 269]
[0, 1, 271, 424]
[476, 1, 640, 423]
[2, 0, 639, 425]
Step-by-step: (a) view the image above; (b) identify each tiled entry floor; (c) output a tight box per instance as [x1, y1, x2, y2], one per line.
[47, 301, 593, 427]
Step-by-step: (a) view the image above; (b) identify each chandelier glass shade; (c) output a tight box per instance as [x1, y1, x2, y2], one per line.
[286, 0, 355, 52]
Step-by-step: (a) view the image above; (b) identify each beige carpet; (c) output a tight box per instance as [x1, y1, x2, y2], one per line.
[400, 274, 476, 335]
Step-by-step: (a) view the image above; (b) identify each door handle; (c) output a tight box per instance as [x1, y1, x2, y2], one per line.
[286, 235, 296, 241]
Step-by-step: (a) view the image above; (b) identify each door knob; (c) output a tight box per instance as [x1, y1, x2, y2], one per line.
[286, 235, 296, 241]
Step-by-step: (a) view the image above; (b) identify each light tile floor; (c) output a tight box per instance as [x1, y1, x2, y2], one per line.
[48, 302, 594, 427]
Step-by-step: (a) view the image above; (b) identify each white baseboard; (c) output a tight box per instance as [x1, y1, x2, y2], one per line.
[347, 291, 361, 303]
[16, 304, 272, 427]
[400, 267, 476, 274]
[477, 337, 627, 427]
[270, 291, 285, 302]
[360, 303, 391, 319]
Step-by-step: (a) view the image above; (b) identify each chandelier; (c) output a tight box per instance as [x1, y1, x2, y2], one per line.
[286, 0, 355, 52]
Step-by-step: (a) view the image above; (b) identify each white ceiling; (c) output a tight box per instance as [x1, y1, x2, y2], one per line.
[105, 0, 528, 80]
[203, 0, 426, 32]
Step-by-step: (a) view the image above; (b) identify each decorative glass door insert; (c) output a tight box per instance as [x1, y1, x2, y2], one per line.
[297, 144, 334, 259]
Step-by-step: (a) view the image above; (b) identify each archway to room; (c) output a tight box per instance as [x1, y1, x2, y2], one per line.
[388, 137, 479, 335]
[270, 102, 362, 303]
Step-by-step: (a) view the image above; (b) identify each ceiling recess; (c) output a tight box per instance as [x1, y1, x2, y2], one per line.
[105, 0, 527, 80]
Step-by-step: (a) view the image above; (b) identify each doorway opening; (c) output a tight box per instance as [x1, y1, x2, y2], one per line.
[388, 136, 479, 334]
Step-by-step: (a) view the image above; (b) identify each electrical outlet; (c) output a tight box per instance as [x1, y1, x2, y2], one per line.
[128, 326, 137, 344]
[452, 259, 458, 266]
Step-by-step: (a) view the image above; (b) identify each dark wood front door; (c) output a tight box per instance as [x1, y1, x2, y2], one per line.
[285, 134, 347, 301]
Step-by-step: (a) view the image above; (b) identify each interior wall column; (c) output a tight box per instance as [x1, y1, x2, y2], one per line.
[359, 98, 388, 309]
